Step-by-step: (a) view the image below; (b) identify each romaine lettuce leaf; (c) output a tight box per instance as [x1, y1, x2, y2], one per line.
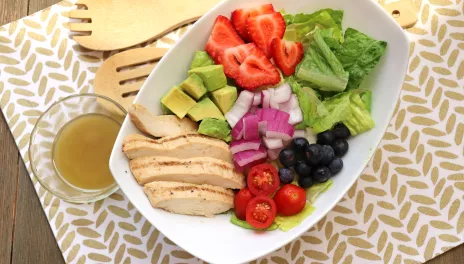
[334, 28, 387, 90]
[312, 92, 351, 133]
[284, 10, 343, 43]
[295, 29, 349, 92]
[306, 179, 333, 204]
[360, 90, 372, 113]
[275, 203, 316, 232]
[287, 76, 326, 127]
[343, 93, 375, 135]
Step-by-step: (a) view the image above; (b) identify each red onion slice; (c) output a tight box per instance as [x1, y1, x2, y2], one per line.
[265, 121, 295, 141]
[243, 115, 259, 140]
[230, 139, 261, 154]
[288, 107, 303, 125]
[267, 148, 283, 161]
[273, 83, 292, 103]
[280, 95, 299, 113]
[261, 90, 271, 108]
[263, 137, 284, 149]
[233, 146, 267, 167]
[225, 90, 254, 127]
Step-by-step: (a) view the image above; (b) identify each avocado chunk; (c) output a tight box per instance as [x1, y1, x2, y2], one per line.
[179, 73, 207, 100]
[187, 97, 224, 122]
[190, 51, 215, 69]
[188, 65, 227, 92]
[210, 85, 237, 114]
[198, 118, 232, 142]
[161, 86, 196, 118]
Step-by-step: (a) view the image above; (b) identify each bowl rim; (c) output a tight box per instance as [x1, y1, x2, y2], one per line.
[109, 0, 411, 262]
[28, 93, 127, 203]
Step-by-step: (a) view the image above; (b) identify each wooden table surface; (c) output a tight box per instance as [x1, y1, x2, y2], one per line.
[0, 1, 462, 264]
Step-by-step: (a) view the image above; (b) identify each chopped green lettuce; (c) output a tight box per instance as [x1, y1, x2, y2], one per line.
[295, 29, 349, 92]
[306, 180, 333, 204]
[230, 214, 278, 231]
[312, 92, 375, 134]
[343, 93, 375, 136]
[302, 26, 341, 51]
[284, 10, 343, 43]
[287, 76, 326, 127]
[275, 203, 316, 232]
[360, 90, 372, 113]
[334, 28, 387, 90]
[312, 92, 351, 133]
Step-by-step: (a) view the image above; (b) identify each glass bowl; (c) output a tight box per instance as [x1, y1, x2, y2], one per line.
[29, 93, 127, 203]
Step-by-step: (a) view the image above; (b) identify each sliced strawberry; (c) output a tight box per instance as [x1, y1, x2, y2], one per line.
[246, 12, 286, 58]
[235, 47, 281, 90]
[271, 38, 304, 76]
[205, 15, 245, 63]
[231, 4, 275, 42]
[218, 43, 256, 78]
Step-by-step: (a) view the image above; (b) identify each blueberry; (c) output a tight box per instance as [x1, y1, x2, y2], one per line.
[332, 123, 351, 139]
[332, 139, 349, 157]
[292, 137, 309, 152]
[295, 162, 312, 178]
[298, 175, 313, 189]
[305, 144, 323, 166]
[317, 131, 335, 145]
[279, 168, 295, 184]
[279, 149, 297, 168]
[328, 158, 343, 175]
[312, 167, 332, 183]
[320, 145, 335, 165]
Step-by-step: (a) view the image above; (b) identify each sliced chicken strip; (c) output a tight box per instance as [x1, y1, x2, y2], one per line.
[144, 181, 234, 217]
[122, 133, 233, 163]
[130, 156, 245, 188]
[129, 104, 198, 138]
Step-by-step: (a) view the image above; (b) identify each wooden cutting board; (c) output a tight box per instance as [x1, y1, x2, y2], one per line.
[68, 0, 223, 51]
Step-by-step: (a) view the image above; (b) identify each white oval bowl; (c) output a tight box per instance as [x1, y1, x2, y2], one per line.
[110, 0, 409, 263]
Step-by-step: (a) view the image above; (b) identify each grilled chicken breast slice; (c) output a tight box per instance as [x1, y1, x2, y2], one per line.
[122, 133, 233, 163]
[144, 181, 234, 217]
[129, 104, 198, 138]
[130, 156, 245, 188]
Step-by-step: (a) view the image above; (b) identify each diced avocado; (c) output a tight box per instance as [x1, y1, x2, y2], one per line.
[198, 118, 232, 142]
[161, 86, 196, 118]
[180, 74, 207, 100]
[187, 97, 225, 122]
[210, 85, 237, 114]
[190, 51, 215, 69]
[188, 65, 227, 92]
[161, 103, 174, 115]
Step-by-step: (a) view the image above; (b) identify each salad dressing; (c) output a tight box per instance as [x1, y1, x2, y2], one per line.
[53, 114, 120, 190]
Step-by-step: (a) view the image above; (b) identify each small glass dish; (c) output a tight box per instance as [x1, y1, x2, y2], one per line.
[29, 94, 127, 203]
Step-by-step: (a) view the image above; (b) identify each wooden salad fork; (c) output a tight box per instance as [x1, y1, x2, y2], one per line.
[94, 47, 168, 111]
[68, 0, 223, 51]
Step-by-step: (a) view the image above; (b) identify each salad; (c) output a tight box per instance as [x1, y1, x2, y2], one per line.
[160, 3, 387, 231]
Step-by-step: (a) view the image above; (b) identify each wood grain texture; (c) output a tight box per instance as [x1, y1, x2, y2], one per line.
[0, 0, 462, 264]
[68, 0, 222, 50]
[11, 163, 64, 264]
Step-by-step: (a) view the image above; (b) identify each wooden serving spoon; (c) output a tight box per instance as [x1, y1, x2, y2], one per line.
[379, 0, 418, 29]
[94, 47, 168, 111]
[68, 0, 223, 51]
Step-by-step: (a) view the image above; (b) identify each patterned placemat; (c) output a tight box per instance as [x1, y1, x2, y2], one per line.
[0, 0, 463, 263]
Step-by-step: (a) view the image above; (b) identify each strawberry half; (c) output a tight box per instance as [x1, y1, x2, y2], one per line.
[271, 38, 304, 76]
[218, 43, 257, 78]
[231, 4, 275, 42]
[246, 12, 286, 58]
[205, 15, 245, 63]
[232, 44, 281, 90]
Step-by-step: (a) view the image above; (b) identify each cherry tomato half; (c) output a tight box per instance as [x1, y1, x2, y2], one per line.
[234, 188, 255, 220]
[247, 164, 280, 196]
[274, 184, 306, 216]
[246, 196, 277, 229]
